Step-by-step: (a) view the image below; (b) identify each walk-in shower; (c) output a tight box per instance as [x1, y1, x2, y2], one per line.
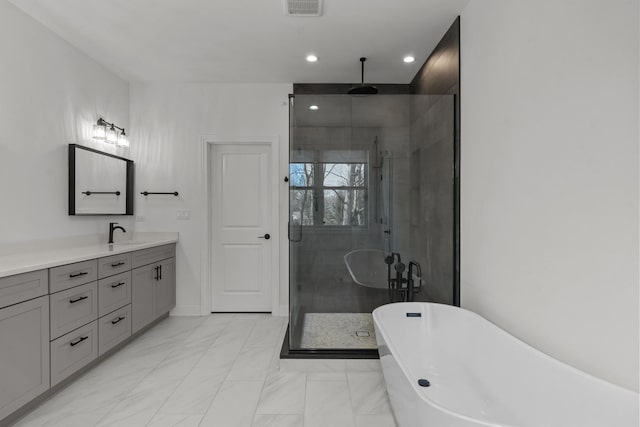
[288, 94, 455, 355]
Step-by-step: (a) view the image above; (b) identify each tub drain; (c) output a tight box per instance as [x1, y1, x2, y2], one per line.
[418, 379, 430, 387]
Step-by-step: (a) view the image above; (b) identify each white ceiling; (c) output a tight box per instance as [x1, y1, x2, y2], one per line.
[9, 0, 469, 84]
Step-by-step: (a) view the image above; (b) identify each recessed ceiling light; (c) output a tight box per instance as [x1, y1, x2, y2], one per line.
[306, 55, 318, 63]
[403, 56, 415, 63]
[309, 105, 319, 110]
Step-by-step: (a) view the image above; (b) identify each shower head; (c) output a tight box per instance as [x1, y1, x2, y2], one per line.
[348, 57, 378, 95]
[347, 85, 378, 95]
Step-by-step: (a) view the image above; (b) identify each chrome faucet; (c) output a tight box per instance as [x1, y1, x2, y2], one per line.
[108, 222, 126, 244]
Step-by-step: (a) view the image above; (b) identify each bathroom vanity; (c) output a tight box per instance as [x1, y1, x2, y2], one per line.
[0, 235, 177, 425]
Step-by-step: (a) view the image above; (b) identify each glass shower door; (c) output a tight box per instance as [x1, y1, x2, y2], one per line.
[288, 94, 455, 353]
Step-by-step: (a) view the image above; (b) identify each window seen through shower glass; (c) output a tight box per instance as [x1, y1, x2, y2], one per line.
[290, 163, 314, 226]
[290, 160, 367, 226]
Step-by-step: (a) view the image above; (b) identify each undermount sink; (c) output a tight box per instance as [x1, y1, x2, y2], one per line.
[110, 241, 148, 246]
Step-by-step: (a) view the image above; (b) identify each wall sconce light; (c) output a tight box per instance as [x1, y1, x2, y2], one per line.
[93, 118, 129, 147]
[92, 121, 106, 140]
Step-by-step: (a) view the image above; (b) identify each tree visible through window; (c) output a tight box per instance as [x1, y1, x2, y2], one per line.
[290, 162, 367, 227]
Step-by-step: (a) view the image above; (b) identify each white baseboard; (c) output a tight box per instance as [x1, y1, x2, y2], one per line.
[273, 304, 289, 317]
[171, 304, 288, 317]
[169, 305, 202, 316]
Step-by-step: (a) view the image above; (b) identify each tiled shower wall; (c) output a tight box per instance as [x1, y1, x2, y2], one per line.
[410, 96, 455, 304]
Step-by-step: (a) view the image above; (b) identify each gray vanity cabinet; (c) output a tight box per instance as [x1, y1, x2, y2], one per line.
[156, 258, 176, 318]
[131, 263, 156, 334]
[0, 242, 176, 426]
[0, 295, 50, 421]
[131, 244, 176, 334]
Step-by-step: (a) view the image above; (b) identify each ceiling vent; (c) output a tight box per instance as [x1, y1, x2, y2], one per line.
[285, 0, 323, 16]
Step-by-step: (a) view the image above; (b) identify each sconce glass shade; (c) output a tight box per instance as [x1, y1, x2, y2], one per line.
[117, 130, 129, 148]
[92, 123, 106, 140]
[106, 125, 118, 144]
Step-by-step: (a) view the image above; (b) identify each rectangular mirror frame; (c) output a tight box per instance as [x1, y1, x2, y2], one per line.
[68, 144, 134, 216]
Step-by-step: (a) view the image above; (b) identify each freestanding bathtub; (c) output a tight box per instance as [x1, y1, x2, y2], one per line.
[373, 302, 639, 427]
[344, 249, 388, 288]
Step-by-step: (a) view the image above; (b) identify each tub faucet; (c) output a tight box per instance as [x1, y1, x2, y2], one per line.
[385, 252, 404, 302]
[407, 261, 422, 302]
[394, 260, 407, 302]
[384, 252, 401, 265]
[108, 222, 126, 244]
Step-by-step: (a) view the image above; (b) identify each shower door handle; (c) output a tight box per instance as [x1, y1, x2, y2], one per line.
[259, 234, 271, 240]
[288, 222, 302, 243]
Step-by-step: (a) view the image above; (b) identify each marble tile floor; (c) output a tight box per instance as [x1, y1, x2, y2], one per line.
[12, 314, 397, 427]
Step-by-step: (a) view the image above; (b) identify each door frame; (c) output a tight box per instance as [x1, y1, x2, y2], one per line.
[201, 136, 281, 315]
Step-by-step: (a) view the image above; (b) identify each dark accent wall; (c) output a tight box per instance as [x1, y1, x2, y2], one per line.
[293, 83, 410, 95]
[409, 95, 456, 306]
[410, 17, 461, 307]
[410, 17, 460, 95]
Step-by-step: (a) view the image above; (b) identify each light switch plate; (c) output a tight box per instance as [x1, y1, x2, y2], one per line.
[176, 210, 191, 220]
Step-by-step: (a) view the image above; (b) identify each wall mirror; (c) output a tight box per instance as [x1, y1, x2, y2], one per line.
[69, 144, 134, 215]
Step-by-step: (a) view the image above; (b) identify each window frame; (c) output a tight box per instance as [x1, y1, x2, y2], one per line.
[290, 161, 370, 229]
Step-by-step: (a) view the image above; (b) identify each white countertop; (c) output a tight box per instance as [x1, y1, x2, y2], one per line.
[0, 232, 178, 278]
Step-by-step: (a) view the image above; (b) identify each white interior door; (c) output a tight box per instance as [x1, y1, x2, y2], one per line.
[210, 143, 273, 312]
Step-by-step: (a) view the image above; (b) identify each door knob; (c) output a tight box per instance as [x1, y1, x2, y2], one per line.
[259, 233, 271, 240]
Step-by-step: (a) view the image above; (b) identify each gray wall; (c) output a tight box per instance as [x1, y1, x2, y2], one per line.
[410, 96, 455, 304]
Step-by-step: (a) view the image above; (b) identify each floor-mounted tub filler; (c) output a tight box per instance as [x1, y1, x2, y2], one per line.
[373, 302, 639, 427]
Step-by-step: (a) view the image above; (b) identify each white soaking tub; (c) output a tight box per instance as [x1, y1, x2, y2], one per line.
[344, 249, 388, 288]
[372, 302, 639, 427]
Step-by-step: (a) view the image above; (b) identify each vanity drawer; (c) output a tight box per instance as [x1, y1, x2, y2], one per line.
[0, 269, 48, 309]
[50, 321, 98, 386]
[98, 304, 131, 356]
[50, 282, 98, 340]
[98, 253, 132, 279]
[49, 259, 98, 293]
[98, 271, 131, 317]
[132, 244, 175, 269]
